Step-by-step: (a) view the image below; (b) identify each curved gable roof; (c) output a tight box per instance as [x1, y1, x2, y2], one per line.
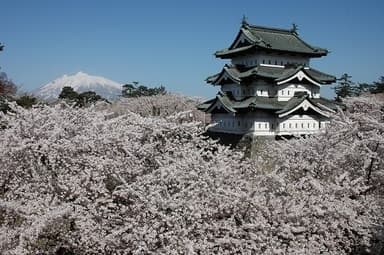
[276, 95, 331, 118]
[276, 66, 335, 86]
[208, 65, 241, 85]
[216, 23, 328, 58]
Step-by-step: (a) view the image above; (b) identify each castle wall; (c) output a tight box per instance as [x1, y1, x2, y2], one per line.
[210, 112, 330, 136]
[277, 83, 320, 101]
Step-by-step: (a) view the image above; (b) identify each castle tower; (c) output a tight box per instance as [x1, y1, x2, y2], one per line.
[198, 21, 338, 136]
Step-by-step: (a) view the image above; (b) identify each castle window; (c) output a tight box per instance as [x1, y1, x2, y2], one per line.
[265, 123, 268, 129]
[289, 123, 292, 128]
[288, 90, 290, 95]
[295, 123, 298, 128]
[262, 60, 265, 64]
[268, 60, 271, 64]
[281, 61, 283, 65]
[283, 123, 285, 129]
[258, 123, 261, 129]
[281, 90, 284, 95]
[271, 123, 274, 129]
[275, 60, 277, 65]
[301, 123, 304, 128]
[308, 123, 310, 128]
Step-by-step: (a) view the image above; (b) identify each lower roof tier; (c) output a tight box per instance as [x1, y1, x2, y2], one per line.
[206, 64, 336, 86]
[197, 91, 342, 118]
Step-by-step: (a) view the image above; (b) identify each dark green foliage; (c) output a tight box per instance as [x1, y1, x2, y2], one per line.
[58, 86, 106, 107]
[122, 81, 166, 98]
[58, 86, 79, 101]
[334, 73, 357, 101]
[77, 91, 106, 107]
[371, 76, 384, 94]
[16, 95, 38, 109]
[334, 74, 384, 101]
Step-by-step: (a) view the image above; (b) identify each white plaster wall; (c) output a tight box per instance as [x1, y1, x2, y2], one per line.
[210, 113, 245, 134]
[277, 83, 320, 101]
[222, 81, 319, 101]
[231, 52, 310, 67]
[276, 114, 328, 135]
[221, 81, 276, 99]
[249, 80, 276, 97]
[210, 112, 329, 136]
[210, 112, 277, 135]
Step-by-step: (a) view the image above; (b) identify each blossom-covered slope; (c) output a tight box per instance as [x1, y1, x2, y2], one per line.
[0, 96, 383, 254]
[35, 71, 122, 101]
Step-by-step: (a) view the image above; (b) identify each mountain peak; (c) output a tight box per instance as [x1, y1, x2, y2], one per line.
[35, 72, 123, 101]
[75, 71, 89, 76]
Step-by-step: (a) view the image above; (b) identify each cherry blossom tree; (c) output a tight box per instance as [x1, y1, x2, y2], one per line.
[103, 93, 208, 123]
[0, 95, 382, 254]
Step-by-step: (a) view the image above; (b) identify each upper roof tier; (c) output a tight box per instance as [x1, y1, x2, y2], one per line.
[215, 23, 328, 58]
[206, 64, 336, 86]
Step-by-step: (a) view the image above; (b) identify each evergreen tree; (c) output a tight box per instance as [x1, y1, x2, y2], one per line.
[58, 86, 79, 101]
[371, 76, 384, 94]
[122, 82, 166, 98]
[16, 94, 38, 109]
[58, 87, 106, 107]
[76, 91, 106, 107]
[334, 73, 357, 101]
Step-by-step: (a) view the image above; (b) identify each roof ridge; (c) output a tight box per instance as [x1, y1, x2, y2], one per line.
[245, 23, 292, 34]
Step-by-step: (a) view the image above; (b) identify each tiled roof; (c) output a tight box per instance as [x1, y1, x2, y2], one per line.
[207, 65, 335, 85]
[197, 92, 339, 117]
[216, 24, 328, 58]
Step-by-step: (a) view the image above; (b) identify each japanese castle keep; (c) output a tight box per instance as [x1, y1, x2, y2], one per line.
[198, 20, 338, 137]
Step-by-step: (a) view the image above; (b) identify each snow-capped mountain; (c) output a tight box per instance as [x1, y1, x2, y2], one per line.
[35, 72, 122, 101]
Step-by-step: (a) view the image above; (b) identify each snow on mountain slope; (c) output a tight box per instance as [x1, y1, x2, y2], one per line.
[35, 72, 123, 101]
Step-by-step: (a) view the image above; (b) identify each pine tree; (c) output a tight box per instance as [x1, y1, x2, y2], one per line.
[371, 76, 384, 94]
[334, 73, 357, 101]
[58, 86, 79, 101]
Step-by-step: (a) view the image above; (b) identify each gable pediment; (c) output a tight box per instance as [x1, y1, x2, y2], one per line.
[229, 28, 255, 50]
[210, 66, 241, 85]
[277, 98, 330, 118]
[205, 94, 237, 114]
[277, 69, 321, 86]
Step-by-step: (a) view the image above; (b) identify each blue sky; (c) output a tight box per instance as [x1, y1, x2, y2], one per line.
[0, 0, 383, 99]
